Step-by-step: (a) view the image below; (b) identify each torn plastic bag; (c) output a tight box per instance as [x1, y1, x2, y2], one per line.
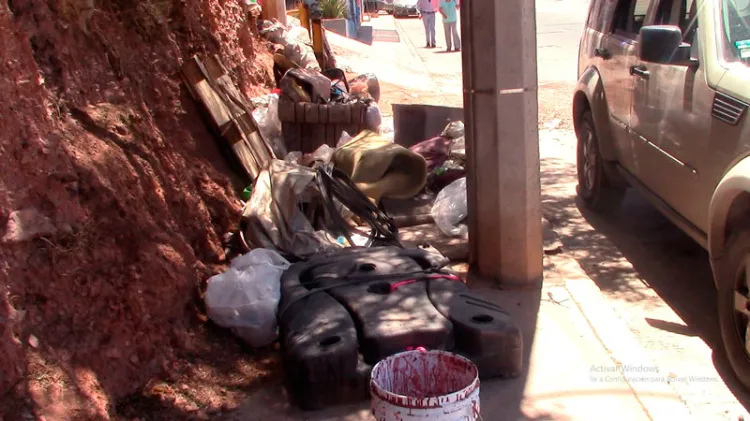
[251, 93, 287, 158]
[431, 177, 468, 237]
[204, 248, 291, 347]
[379, 116, 394, 138]
[449, 135, 466, 160]
[284, 40, 320, 71]
[301, 144, 335, 166]
[241, 160, 339, 258]
[365, 102, 382, 132]
[284, 151, 303, 163]
[441, 121, 465, 140]
[259, 21, 319, 71]
[286, 25, 313, 45]
[259, 20, 287, 44]
[284, 25, 319, 70]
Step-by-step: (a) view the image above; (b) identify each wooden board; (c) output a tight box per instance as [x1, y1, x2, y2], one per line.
[181, 55, 277, 181]
[204, 55, 276, 168]
[182, 58, 234, 131]
[221, 120, 263, 179]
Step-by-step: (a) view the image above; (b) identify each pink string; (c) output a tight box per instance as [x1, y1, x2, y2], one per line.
[389, 274, 460, 292]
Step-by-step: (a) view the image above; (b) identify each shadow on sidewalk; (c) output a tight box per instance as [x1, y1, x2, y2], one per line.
[217, 278, 548, 420]
[539, 155, 750, 410]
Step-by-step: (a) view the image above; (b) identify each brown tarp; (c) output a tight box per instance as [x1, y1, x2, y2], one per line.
[241, 159, 338, 257]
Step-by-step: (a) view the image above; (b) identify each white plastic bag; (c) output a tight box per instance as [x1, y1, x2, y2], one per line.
[284, 151, 303, 163]
[252, 94, 286, 158]
[259, 20, 287, 44]
[365, 103, 382, 132]
[283, 25, 320, 70]
[450, 136, 466, 159]
[379, 116, 395, 142]
[311, 144, 334, 163]
[431, 177, 468, 237]
[441, 121, 465, 140]
[205, 248, 291, 347]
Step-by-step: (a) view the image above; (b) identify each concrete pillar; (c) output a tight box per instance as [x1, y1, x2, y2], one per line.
[460, 0, 543, 287]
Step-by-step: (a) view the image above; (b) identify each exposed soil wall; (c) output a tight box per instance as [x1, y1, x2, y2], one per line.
[0, 0, 275, 418]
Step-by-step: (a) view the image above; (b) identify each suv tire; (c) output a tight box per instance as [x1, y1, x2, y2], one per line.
[576, 111, 624, 212]
[718, 229, 750, 390]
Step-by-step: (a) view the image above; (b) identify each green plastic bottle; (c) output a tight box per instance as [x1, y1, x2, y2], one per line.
[241, 186, 253, 201]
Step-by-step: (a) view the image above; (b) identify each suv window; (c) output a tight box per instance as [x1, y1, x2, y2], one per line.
[612, 0, 651, 38]
[653, 0, 696, 29]
[653, 0, 699, 46]
[721, 0, 750, 65]
[589, 0, 618, 32]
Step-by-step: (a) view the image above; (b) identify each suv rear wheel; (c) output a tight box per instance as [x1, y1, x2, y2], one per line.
[718, 229, 750, 390]
[576, 111, 624, 212]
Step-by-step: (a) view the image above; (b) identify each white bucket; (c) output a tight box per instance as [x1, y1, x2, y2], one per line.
[370, 349, 481, 420]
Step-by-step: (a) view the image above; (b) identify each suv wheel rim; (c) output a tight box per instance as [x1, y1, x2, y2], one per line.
[734, 257, 750, 356]
[581, 128, 597, 192]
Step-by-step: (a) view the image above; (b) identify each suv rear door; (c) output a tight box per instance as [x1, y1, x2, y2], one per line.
[594, 0, 652, 173]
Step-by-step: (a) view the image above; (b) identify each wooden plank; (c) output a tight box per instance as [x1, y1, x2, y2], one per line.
[233, 139, 262, 180]
[237, 112, 274, 168]
[204, 55, 246, 118]
[181, 56, 208, 87]
[181, 57, 234, 132]
[203, 55, 276, 167]
[188, 79, 234, 132]
[221, 120, 258, 179]
[184, 54, 278, 179]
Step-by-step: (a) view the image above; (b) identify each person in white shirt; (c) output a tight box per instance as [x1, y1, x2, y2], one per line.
[417, 0, 438, 48]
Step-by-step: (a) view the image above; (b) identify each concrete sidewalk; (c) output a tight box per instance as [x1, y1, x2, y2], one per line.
[219, 248, 692, 420]
[327, 16, 435, 91]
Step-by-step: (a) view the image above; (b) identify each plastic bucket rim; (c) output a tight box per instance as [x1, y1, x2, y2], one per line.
[370, 349, 480, 404]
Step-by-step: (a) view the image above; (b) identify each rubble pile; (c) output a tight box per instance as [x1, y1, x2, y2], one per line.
[187, 16, 469, 354]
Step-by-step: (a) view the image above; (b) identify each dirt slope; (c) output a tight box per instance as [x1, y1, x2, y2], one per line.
[0, 0, 276, 418]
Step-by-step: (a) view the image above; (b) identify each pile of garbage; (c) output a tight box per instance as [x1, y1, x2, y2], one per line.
[203, 119, 468, 348]
[408, 121, 468, 237]
[252, 18, 385, 159]
[196, 17, 431, 348]
[195, 17, 468, 350]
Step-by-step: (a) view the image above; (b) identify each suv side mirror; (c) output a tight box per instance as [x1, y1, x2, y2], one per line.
[638, 25, 694, 65]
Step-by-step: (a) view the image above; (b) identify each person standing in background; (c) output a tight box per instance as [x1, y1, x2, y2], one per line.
[439, 0, 460, 52]
[417, 0, 438, 48]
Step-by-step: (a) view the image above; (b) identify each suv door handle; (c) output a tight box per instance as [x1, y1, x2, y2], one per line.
[595, 48, 611, 59]
[630, 65, 650, 79]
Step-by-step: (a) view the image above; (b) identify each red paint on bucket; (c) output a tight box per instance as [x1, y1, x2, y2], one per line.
[370, 350, 480, 416]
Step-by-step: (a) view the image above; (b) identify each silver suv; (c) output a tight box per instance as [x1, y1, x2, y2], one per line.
[573, 0, 750, 388]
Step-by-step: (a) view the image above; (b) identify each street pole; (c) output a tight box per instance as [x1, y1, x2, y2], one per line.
[460, 0, 543, 288]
